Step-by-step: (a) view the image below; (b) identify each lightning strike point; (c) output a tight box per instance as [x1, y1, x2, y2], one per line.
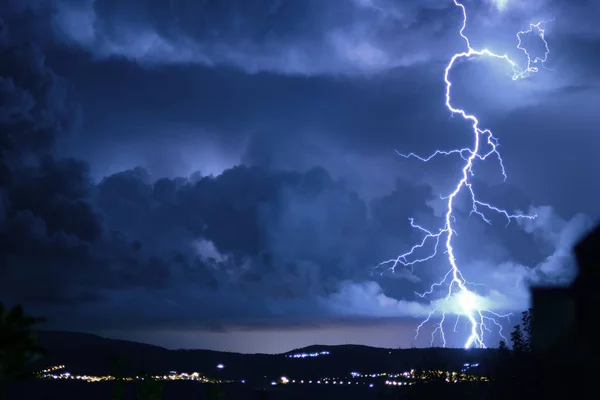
[376, 0, 551, 348]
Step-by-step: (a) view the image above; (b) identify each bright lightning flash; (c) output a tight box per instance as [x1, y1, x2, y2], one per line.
[377, 1, 552, 349]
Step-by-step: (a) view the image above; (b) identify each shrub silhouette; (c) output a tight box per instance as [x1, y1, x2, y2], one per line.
[0, 302, 46, 392]
[136, 372, 164, 400]
[205, 383, 226, 399]
[109, 354, 129, 400]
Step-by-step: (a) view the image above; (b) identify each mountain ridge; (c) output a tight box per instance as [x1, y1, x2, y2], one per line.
[33, 330, 497, 380]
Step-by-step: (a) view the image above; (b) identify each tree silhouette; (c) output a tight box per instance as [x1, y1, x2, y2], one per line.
[521, 308, 532, 352]
[510, 324, 525, 353]
[205, 384, 226, 399]
[495, 337, 516, 385]
[109, 354, 129, 400]
[0, 302, 46, 391]
[506, 308, 538, 397]
[510, 308, 532, 354]
[136, 372, 164, 400]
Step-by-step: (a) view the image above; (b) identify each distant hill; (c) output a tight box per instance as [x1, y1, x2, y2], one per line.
[38, 330, 167, 352]
[284, 343, 384, 355]
[34, 331, 499, 382]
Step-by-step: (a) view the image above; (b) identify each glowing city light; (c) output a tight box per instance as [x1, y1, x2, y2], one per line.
[286, 350, 330, 358]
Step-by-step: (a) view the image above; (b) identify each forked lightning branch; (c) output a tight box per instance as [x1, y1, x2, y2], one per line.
[376, 0, 552, 349]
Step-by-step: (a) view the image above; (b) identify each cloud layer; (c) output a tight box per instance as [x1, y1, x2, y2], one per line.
[0, 0, 598, 350]
[47, 0, 460, 74]
[0, 37, 590, 333]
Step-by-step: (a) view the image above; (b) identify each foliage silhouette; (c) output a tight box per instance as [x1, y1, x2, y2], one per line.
[0, 302, 46, 392]
[205, 383, 226, 399]
[510, 324, 525, 353]
[136, 372, 164, 400]
[109, 354, 129, 400]
[257, 389, 268, 400]
[521, 308, 532, 352]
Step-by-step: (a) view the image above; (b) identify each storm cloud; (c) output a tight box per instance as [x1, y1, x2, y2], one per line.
[0, 0, 598, 351]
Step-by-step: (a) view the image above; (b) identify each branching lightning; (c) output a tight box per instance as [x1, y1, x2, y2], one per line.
[377, 1, 552, 348]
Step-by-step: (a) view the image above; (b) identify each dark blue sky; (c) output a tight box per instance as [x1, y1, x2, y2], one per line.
[0, 0, 598, 353]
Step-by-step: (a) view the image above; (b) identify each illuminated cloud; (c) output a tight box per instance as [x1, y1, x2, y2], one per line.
[15, 0, 462, 75]
[490, 0, 511, 12]
[0, 0, 599, 351]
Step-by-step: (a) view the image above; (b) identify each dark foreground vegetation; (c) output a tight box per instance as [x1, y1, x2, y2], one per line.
[0, 300, 582, 400]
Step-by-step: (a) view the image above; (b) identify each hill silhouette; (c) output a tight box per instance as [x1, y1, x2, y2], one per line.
[34, 330, 496, 381]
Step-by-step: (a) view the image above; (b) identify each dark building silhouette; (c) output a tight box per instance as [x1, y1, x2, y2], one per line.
[531, 223, 598, 362]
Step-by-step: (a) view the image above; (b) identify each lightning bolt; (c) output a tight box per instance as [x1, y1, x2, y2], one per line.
[376, 1, 552, 348]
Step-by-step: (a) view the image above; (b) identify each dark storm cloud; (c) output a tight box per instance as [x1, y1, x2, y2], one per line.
[0, 43, 80, 157]
[44, 0, 460, 74]
[31, 47, 464, 190]
[2, 42, 566, 331]
[0, 34, 446, 329]
[0, 37, 175, 305]
[1, 0, 598, 349]
[89, 163, 437, 300]
[5, 0, 595, 201]
[5, 0, 597, 77]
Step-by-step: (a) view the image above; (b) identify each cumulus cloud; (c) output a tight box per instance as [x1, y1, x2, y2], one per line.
[319, 202, 593, 337]
[0, 1, 597, 343]
[459, 206, 594, 313]
[519, 206, 593, 282]
[1, 35, 582, 331]
[324, 280, 430, 317]
[0, 37, 442, 329]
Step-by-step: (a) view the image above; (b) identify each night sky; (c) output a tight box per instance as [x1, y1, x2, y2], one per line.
[1, 0, 598, 353]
